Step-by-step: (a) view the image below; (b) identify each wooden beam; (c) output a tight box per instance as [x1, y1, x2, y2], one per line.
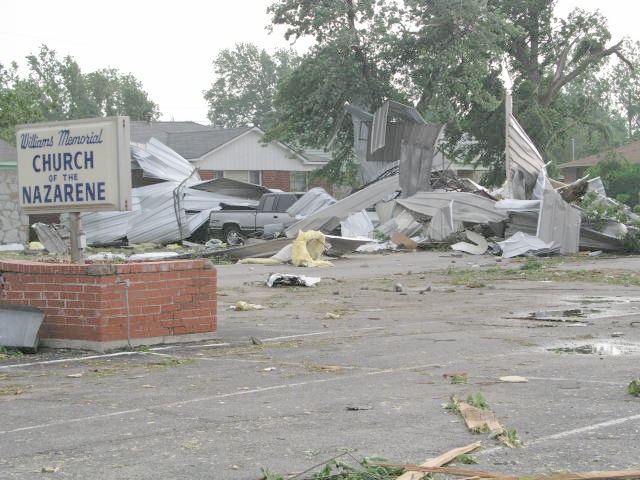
[395, 441, 482, 480]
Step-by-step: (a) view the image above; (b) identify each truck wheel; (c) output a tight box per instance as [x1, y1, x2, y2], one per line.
[223, 225, 243, 246]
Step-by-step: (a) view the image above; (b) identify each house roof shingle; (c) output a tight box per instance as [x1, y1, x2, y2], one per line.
[130, 121, 253, 159]
[558, 141, 640, 169]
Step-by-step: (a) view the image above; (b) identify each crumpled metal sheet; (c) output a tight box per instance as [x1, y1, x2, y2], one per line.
[131, 137, 200, 184]
[340, 210, 374, 238]
[536, 187, 581, 254]
[83, 141, 264, 246]
[497, 231, 559, 258]
[287, 187, 336, 219]
[451, 230, 489, 255]
[285, 175, 401, 238]
[399, 123, 443, 198]
[506, 113, 546, 200]
[396, 191, 508, 224]
[425, 204, 464, 241]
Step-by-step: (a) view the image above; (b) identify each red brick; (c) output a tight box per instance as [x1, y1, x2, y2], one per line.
[0, 259, 217, 348]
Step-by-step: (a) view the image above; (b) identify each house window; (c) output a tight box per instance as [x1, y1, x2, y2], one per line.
[290, 171, 308, 191]
[248, 170, 261, 185]
[213, 171, 224, 179]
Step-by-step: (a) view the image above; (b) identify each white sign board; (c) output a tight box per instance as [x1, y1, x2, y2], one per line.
[16, 116, 132, 213]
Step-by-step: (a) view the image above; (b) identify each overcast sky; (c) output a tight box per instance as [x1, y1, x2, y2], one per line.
[2, 0, 637, 125]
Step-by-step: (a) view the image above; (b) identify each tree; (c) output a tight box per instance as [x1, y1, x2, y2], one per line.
[84, 68, 160, 120]
[0, 62, 45, 143]
[500, 3, 630, 155]
[609, 41, 640, 139]
[587, 156, 640, 208]
[204, 43, 300, 129]
[0, 45, 160, 144]
[265, 0, 401, 186]
[263, 1, 632, 188]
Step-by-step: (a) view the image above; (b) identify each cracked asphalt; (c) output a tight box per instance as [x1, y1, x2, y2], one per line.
[1, 250, 640, 479]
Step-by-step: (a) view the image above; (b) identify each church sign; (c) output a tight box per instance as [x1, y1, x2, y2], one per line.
[16, 116, 132, 213]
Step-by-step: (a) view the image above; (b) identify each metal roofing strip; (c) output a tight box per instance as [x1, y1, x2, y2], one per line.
[284, 175, 401, 237]
[132, 138, 200, 183]
[536, 188, 581, 254]
[370, 100, 390, 153]
[507, 115, 545, 176]
[396, 191, 508, 224]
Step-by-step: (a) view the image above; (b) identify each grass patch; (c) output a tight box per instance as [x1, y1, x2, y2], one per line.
[444, 261, 640, 286]
[455, 453, 477, 464]
[0, 346, 25, 359]
[0, 384, 30, 396]
[147, 357, 193, 368]
[629, 378, 640, 397]
[466, 392, 489, 409]
[262, 455, 404, 480]
[498, 427, 522, 447]
[450, 374, 469, 384]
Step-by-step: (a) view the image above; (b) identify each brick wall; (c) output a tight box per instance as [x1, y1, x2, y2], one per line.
[262, 170, 291, 191]
[199, 169, 218, 180]
[0, 259, 217, 352]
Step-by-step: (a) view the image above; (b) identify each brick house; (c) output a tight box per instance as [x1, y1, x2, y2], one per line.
[557, 141, 640, 183]
[130, 121, 328, 191]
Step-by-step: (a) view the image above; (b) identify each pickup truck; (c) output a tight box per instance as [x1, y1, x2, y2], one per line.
[208, 192, 303, 245]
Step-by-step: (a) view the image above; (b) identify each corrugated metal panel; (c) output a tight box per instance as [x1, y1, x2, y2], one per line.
[536, 188, 581, 254]
[284, 175, 401, 237]
[370, 100, 389, 153]
[507, 114, 545, 177]
[286, 188, 336, 218]
[399, 123, 443, 197]
[396, 191, 508, 224]
[82, 140, 271, 246]
[131, 138, 200, 183]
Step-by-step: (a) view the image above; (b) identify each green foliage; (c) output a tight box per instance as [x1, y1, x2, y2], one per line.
[310, 457, 405, 479]
[262, 0, 631, 189]
[450, 374, 468, 385]
[623, 229, 640, 253]
[0, 62, 46, 143]
[628, 378, 640, 397]
[263, 456, 405, 480]
[265, 0, 399, 187]
[261, 469, 285, 480]
[609, 41, 640, 138]
[501, 427, 522, 447]
[578, 189, 636, 230]
[466, 393, 489, 409]
[455, 454, 477, 465]
[0, 346, 24, 358]
[204, 44, 300, 129]
[587, 157, 640, 209]
[0, 45, 159, 144]
[520, 258, 543, 271]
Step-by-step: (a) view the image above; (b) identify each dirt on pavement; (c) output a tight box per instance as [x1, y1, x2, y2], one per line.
[1, 249, 640, 479]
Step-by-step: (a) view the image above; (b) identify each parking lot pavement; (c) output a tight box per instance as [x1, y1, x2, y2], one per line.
[1, 250, 640, 479]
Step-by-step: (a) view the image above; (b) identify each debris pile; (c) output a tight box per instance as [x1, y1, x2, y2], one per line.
[21, 99, 639, 262]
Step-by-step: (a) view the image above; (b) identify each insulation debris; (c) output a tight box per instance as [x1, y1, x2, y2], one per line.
[229, 301, 265, 311]
[291, 230, 334, 267]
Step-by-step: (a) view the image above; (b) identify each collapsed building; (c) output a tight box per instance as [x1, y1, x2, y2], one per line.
[28, 98, 638, 260]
